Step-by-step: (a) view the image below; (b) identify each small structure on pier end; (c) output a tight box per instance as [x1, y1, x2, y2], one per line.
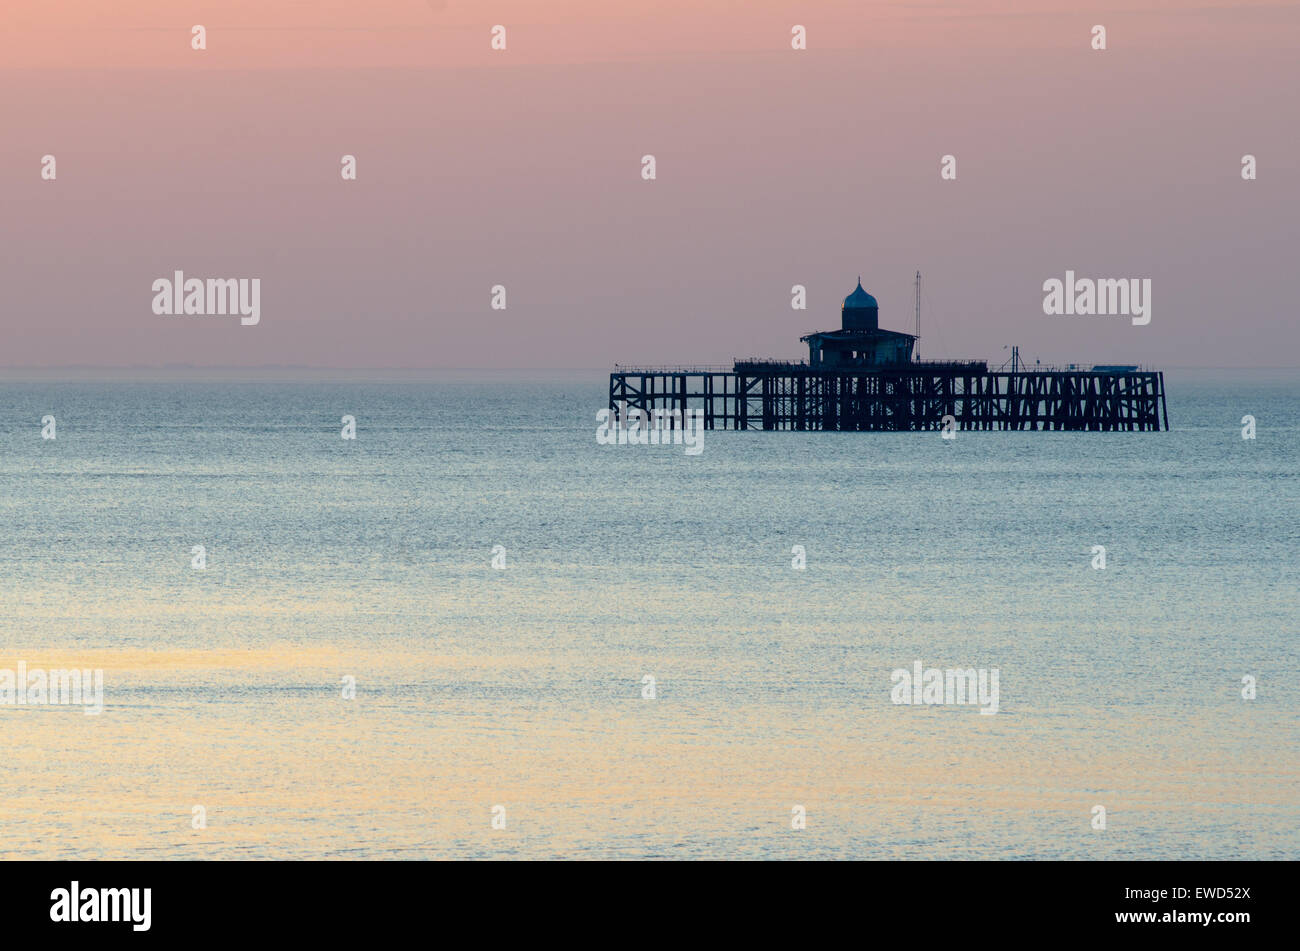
[801, 279, 916, 368]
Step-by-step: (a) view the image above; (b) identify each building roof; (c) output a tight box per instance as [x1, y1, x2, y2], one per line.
[843, 279, 879, 310]
[800, 328, 916, 343]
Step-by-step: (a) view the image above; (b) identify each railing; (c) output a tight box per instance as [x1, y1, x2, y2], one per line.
[733, 359, 810, 370]
[612, 360, 810, 373]
[908, 360, 989, 371]
[612, 360, 1159, 375]
[992, 361, 1159, 373]
[611, 364, 734, 373]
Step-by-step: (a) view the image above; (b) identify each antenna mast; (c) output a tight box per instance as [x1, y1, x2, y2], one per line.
[914, 270, 921, 361]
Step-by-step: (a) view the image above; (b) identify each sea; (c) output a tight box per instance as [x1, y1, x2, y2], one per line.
[0, 369, 1296, 859]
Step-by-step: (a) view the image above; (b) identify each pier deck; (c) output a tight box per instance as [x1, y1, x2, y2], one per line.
[609, 363, 1168, 432]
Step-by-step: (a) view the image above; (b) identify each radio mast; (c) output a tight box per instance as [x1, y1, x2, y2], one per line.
[914, 270, 921, 361]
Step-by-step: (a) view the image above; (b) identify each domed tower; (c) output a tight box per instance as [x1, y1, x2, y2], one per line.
[842, 278, 879, 331]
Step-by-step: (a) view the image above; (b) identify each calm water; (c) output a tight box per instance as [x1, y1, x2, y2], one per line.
[1, 370, 1296, 859]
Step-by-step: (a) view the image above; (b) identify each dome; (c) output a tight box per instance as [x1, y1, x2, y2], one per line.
[843, 279, 878, 310]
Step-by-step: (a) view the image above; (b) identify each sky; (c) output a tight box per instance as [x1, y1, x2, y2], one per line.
[1, 1, 1296, 369]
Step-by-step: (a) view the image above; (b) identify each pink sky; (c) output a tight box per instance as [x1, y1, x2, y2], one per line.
[1, 1, 1296, 368]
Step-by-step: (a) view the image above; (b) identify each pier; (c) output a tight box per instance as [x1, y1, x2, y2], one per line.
[608, 361, 1168, 432]
[610, 276, 1168, 432]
